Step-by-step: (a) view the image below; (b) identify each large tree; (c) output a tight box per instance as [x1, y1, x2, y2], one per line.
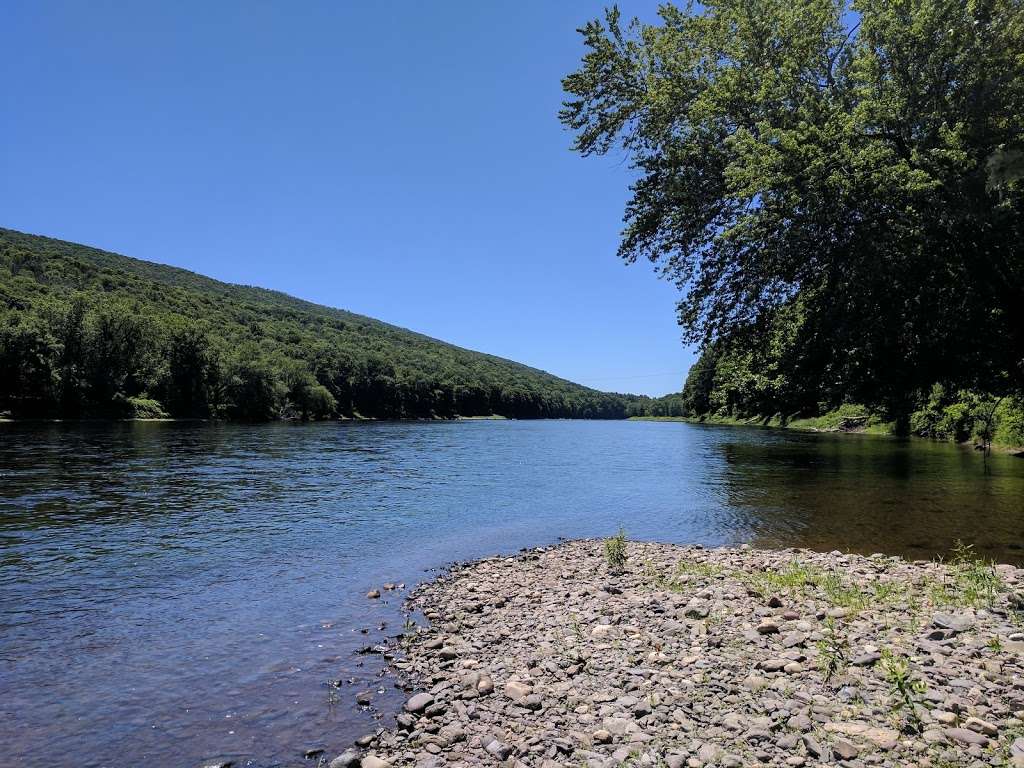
[561, 0, 1024, 414]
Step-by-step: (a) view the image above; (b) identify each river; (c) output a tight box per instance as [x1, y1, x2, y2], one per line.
[1, 420, 1021, 767]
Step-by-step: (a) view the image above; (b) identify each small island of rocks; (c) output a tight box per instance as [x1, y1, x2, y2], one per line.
[338, 539, 1024, 768]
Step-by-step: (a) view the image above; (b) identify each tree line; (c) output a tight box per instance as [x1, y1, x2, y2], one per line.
[0, 229, 628, 421]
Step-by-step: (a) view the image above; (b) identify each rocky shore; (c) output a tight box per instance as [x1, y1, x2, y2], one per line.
[338, 540, 1024, 768]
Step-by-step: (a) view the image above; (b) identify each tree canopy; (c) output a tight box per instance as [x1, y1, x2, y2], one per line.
[0, 228, 629, 421]
[561, 0, 1024, 418]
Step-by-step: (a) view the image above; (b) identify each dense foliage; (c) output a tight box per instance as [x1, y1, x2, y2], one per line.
[0, 228, 628, 420]
[562, 0, 1024, 425]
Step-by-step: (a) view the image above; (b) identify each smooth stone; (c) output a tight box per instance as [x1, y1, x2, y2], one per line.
[757, 620, 780, 635]
[330, 750, 362, 768]
[405, 693, 433, 713]
[932, 613, 975, 633]
[944, 727, 989, 746]
[964, 716, 998, 736]
[505, 680, 533, 701]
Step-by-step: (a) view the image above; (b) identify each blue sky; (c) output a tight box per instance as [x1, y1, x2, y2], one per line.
[2, 0, 694, 396]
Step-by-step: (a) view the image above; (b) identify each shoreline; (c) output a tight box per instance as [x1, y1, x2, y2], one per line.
[341, 539, 1024, 768]
[628, 416, 1024, 455]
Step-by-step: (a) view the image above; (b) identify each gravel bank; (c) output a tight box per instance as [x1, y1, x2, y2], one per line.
[341, 540, 1024, 768]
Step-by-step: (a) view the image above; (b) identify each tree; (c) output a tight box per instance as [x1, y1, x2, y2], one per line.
[562, 0, 1024, 416]
[0, 311, 58, 414]
[164, 321, 219, 417]
[224, 354, 287, 421]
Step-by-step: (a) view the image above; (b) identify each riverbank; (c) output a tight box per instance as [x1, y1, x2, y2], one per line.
[629, 415, 1024, 454]
[346, 540, 1024, 768]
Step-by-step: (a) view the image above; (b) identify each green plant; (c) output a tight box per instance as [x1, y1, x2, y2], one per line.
[821, 572, 868, 611]
[932, 541, 1004, 608]
[880, 650, 926, 732]
[605, 528, 627, 572]
[816, 617, 848, 683]
[570, 614, 585, 645]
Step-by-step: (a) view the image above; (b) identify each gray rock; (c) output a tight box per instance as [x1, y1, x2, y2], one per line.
[757, 619, 780, 635]
[932, 613, 975, 633]
[964, 716, 997, 736]
[832, 739, 858, 760]
[404, 692, 433, 713]
[485, 740, 513, 760]
[851, 652, 881, 666]
[330, 750, 362, 768]
[944, 727, 989, 746]
[801, 735, 825, 759]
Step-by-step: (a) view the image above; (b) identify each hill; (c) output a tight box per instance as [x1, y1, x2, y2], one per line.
[0, 228, 628, 420]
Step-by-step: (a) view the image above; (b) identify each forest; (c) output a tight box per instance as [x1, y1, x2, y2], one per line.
[0, 228, 629, 421]
[562, 0, 1024, 448]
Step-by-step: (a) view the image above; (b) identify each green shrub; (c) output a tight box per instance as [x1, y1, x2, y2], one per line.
[126, 396, 168, 419]
[994, 397, 1024, 448]
[604, 528, 627, 572]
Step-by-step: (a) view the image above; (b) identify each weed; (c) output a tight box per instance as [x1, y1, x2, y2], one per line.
[880, 649, 926, 732]
[675, 558, 723, 580]
[816, 617, 848, 683]
[872, 580, 901, 603]
[605, 528, 628, 573]
[996, 724, 1024, 765]
[822, 572, 868, 611]
[570, 614, 585, 645]
[741, 559, 823, 597]
[931, 541, 1004, 608]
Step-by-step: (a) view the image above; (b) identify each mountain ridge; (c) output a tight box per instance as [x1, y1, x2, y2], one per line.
[0, 227, 630, 420]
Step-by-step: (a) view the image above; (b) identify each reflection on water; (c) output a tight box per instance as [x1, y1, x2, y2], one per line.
[0, 420, 1021, 767]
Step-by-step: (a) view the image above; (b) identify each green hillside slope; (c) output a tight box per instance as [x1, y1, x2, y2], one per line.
[0, 228, 628, 420]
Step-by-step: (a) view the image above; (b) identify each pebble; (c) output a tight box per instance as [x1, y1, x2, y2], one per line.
[360, 540, 1024, 768]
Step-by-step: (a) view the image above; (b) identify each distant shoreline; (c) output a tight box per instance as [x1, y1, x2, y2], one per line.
[629, 415, 1024, 454]
[4, 412, 1022, 452]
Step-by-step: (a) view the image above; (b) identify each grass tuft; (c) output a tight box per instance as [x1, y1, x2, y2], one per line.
[605, 528, 627, 573]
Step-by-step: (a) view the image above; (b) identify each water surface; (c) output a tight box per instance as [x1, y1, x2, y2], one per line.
[1, 420, 1022, 767]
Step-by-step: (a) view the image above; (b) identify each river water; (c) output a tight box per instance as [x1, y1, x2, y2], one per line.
[1, 420, 1022, 767]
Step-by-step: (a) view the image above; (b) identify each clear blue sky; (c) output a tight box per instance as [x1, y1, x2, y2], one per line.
[2, 1, 695, 396]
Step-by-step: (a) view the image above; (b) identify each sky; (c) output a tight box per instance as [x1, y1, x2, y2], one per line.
[1, 0, 695, 396]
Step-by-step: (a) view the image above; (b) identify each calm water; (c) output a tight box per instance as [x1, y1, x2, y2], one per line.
[1, 420, 1022, 767]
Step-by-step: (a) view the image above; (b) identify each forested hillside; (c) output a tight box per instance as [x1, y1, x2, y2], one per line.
[0, 228, 627, 420]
